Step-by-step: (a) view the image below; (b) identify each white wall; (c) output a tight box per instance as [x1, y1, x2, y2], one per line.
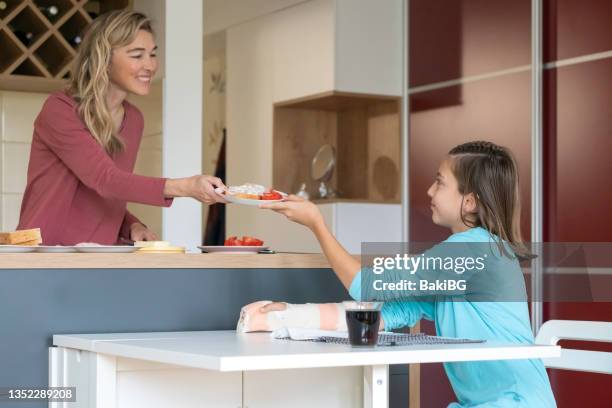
[0, 91, 46, 231]
[162, 0, 204, 250]
[202, 31, 226, 231]
[226, 14, 275, 243]
[128, 82, 164, 236]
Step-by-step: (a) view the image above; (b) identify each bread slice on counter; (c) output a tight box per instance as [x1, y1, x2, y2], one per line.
[16, 238, 43, 246]
[134, 241, 170, 248]
[137, 246, 185, 254]
[0, 228, 42, 245]
[133, 240, 184, 253]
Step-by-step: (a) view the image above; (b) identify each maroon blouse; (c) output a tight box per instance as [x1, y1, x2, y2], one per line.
[18, 91, 172, 245]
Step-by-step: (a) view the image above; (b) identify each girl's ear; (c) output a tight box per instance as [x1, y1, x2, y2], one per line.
[462, 192, 478, 214]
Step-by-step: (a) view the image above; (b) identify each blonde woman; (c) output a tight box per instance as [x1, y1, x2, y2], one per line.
[18, 10, 226, 245]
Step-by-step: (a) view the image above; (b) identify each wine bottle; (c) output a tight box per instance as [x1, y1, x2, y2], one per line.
[13, 30, 34, 46]
[38, 5, 59, 19]
[70, 35, 82, 47]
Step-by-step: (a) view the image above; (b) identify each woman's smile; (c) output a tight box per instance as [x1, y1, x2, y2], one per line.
[136, 74, 152, 84]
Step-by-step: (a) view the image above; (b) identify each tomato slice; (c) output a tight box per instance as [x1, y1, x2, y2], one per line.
[261, 191, 282, 200]
[224, 236, 243, 246]
[241, 236, 264, 246]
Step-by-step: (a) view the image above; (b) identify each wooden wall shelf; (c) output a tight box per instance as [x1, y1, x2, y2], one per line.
[0, 0, 130, 93]
[273, 91, 402, 203]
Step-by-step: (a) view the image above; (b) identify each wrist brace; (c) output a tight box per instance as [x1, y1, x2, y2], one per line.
[236, 301, 347, 332]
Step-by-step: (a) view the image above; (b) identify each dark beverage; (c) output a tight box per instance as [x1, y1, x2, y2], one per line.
[346, 309, 381, 347]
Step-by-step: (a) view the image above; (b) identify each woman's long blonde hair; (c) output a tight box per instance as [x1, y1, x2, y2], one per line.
[67, 10, 153, 155]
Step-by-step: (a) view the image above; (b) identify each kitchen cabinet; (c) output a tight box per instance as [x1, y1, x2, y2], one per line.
[272, 0, 403, 102]
[227, 201, 401, 254]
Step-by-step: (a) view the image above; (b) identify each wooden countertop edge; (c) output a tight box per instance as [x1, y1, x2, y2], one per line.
[0, 253, 350, 269]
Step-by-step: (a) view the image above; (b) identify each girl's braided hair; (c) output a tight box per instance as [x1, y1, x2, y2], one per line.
[449, 141, 531, 259]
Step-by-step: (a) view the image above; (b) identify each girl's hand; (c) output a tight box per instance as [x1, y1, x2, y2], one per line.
[259, 195, 324, 230]
[236, 300, 287, 333]
[259, 302, 287, 313]
[130, 222, 158, 241]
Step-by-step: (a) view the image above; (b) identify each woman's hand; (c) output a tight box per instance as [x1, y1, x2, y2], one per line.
[164, 175, 228, 205]
[130, 222, 158, 241]
[188, 175, 228, 204]
[259, 195, 324, 230]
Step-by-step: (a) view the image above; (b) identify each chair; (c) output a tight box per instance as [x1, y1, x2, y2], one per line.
[535, 320, 612, 374]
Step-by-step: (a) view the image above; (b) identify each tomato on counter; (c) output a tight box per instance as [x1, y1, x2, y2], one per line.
[241, 236, 264, 246]
[224, 236, 264, 246]
[224, 236, 241, 246]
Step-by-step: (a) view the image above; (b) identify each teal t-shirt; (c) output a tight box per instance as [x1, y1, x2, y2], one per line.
[349, 227, 556, 407]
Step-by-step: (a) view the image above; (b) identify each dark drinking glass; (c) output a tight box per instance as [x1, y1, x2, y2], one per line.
[344, 301, 383, 347]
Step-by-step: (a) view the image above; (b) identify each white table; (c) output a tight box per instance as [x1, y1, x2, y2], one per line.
[50, 331, 560, 408]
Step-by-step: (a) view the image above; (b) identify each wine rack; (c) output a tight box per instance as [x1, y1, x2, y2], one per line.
[0, 0, 130, 93]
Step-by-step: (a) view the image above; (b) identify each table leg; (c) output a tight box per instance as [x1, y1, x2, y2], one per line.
[364, 365, 389, 408]
[49, 347, 117, 408]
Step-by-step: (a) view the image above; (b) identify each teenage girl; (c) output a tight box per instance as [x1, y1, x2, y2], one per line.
[243, 141, 556, 407]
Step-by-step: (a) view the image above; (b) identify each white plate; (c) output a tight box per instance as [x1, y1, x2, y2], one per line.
[199, 245, 269, 254]
[216, 188, 287, 207]
[74, 245, 139, 253]
[0, 245, 37, 253]
[35, 246, 77, 253]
